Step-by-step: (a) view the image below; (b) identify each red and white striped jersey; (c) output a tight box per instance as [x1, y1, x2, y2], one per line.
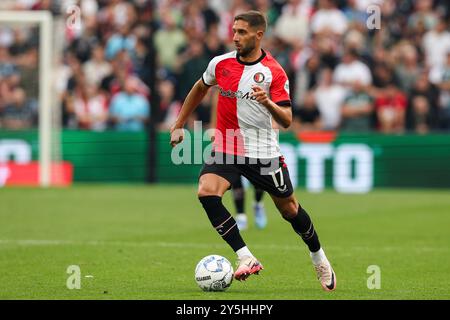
[202, 50, 291, 159]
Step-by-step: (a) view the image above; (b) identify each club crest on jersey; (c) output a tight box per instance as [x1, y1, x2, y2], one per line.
[253, 72, 265, 83]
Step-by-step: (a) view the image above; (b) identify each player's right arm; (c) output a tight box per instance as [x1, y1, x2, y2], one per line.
[170, 79, 210, 147]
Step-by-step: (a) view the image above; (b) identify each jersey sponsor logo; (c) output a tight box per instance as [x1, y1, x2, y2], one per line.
[253, 72, 265, 83]
[219, 87, 256, 100]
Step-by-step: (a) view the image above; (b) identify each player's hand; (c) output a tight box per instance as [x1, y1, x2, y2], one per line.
[251, 85, 270, 107]
[170, 124, 184, 147]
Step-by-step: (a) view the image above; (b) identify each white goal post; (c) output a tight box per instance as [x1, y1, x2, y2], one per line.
[0, 11, 54, 187]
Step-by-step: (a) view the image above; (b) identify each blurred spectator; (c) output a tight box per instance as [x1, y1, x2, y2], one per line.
[422, 17, 450, 69]
[314, 34, 339, 69]
[408, 72, 440, 130]
[375, 82, 407, 133]
[310, 0, 348, 36]
[0, 46, 15, 75]
[408, 95, 433, 134]
[61, 94, 77, 129]
[371, 59, 400, 99]
[80, 0, 99, 22]
[368, 46, 390, 73]
[314, 68, 346, 130]
[407, 0, 438, 33]
[197, 0, 220, 31]
[254, 0, 280, 27]
[333, 49, 372, 88]
[55, 51, 77, 97]
[99, 60, 123, 96]
[372, 0, 400, 48]
[9, 28, 33, 56]
[343, 29, 366, 55]
[268, 36, 294, 74]
[16, 47, 39, 111]
[429, 52, 450, 129]
[372, 61, 396, 86]
[83, 44, 112, 87]
[154, 8, 187, 73]
[175, 39, 209, 100]
[65, 57, 87, 95]
[97, 0, 137, 36]
[183, 0, 207, 40]
[394, 43, 422, 94]
[132, 32, 156, 89]
[109, 76, 150, 131]
[157, 79, 182, 130]
[194, 87, 215, 128]
[295, 53, 322, 106]
[273, 0, 312, 45]
[342, 0, 369, 32]
[204, 24, 227, 60]
[292, 90, 322, 132]
[72, 84, 108, 131]
[68, 21, 99, 63]
[340, 80, 374, 132]
[0, 27, 14, 49]
[100, 51, 132, 101]
[105, 24, 136, 61]
[0, 88, 35, 130]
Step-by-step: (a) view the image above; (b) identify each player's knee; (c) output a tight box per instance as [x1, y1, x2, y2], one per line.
[197, 185, 216, 198]
[278, 198, 299, 220]
[197, 174, 230, 197]
[197, 181, 221, 198]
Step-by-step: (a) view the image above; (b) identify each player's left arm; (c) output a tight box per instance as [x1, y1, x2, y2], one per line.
[251, 85, 292, 128]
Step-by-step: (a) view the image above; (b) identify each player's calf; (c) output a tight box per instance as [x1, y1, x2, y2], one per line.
[198, 195, 247, 252]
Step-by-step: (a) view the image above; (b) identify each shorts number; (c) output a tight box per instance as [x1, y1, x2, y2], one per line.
[269, 168, 287, 192]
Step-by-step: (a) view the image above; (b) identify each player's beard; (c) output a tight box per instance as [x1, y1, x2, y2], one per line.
[237, 38, 256, 58]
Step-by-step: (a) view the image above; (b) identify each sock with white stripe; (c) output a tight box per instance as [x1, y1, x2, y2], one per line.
[285, 205, 321, 253]
[199, 196, 246, 252]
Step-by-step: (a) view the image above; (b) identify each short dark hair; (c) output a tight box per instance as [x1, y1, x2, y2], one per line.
[234, 11, 267, 32]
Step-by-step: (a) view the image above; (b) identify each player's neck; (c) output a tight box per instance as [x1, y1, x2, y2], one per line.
[237, 47, 265, 65]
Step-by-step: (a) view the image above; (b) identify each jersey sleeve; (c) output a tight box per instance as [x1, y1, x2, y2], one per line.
[202, 58, 218, 86]
[270, 68, 291, 107]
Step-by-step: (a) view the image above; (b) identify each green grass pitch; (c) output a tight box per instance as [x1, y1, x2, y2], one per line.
[0, 185, 449, 300]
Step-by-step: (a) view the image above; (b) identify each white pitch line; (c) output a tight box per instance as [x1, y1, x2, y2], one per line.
[0, 239, 448, 252]
[0, 239, 299, 251]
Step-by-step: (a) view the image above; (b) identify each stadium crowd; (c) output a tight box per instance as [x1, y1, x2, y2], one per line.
[0, 0, 449, 134]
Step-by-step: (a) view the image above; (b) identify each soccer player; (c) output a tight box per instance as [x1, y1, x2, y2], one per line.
[170, 11, 336, 291]
[232, 177, 267, 230]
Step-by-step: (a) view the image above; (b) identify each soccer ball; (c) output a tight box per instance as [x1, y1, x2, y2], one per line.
[194, 255, 234, 292]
